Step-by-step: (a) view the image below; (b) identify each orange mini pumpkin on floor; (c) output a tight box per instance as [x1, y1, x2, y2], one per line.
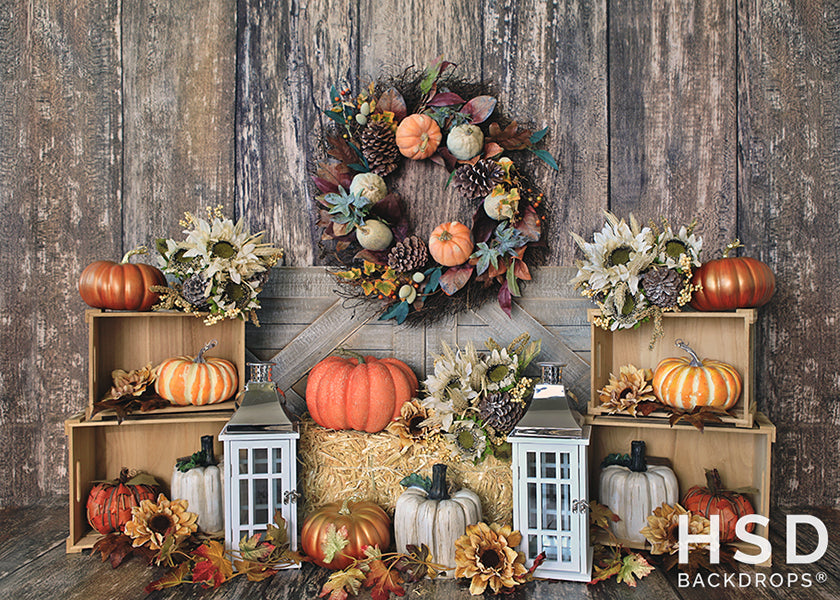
[301, 499, 391, 570]
[395, 114, 442, 160]
[155, 340, 238, 406]
[652, 339, 742, 410]
[306, 352, 418, 433]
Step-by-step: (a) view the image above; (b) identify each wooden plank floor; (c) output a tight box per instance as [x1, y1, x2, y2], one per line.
[1, 497, 838, 599]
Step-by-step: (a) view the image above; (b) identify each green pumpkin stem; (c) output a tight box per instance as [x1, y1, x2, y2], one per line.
[335, 348, 366, 364]
[629, 441, 647, 473]
[121, 246, 149, 263]
[675, 339, 703, 367]
[428, 463, 450, 501]
[195, 339, 218, 364]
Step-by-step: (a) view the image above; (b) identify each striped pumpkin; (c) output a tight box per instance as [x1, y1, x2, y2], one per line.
[652, 339, 742, 410]
[683, 469, 755, 542]
[86, 468, 159, 534]
[155, 339, 238, 406]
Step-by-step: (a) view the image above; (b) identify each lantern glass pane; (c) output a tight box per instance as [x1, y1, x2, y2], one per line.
[528, 534, 538, 558]
[239, 448, 249, 475]
[542, 535, 558, 561]
[273, 478, 284, 511]
[560, 483, 571, 531]
[540, 452, 556, 478]
[254, 448, 268, 474]
[559, 452, 570, 479]
[541, 482, 557, 529]
[254, 478, 269, 524]
[527, 482, 537, 529]
[527, 452, 537, 478]
[561, 536, 572, 563]
[239, 479, 249, 525]
[272, 448, 283, 473]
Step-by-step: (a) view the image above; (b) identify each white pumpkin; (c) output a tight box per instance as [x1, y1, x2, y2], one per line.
[356, 219, 393, 251]
[171, 436, 225, 533]
[349, 172, 387, 203]
[446, 124, 484, 160]
[395, 464, 482, 577]
[599, 441, 678, 544]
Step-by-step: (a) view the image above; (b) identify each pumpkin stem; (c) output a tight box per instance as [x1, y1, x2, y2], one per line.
[121, 246, 149, 263]
[629, 441, 647, 472]
[195, 339, 218, 364]
[201, 435, 217, 466]
[437, 229, 453, 242]
[722, 239, 744, 259]
[334, 348, 366, 364]
[705, 468, 724, 494]
[674, 339, 703, 367]
[428, 463, 451, 501]
[338, 498, 353, 515]
[118, 467, 130, 484]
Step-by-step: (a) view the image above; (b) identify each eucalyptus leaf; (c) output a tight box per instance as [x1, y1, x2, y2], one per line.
[530, 147, 558, 171]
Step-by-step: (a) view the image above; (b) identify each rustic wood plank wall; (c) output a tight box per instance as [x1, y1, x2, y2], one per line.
[1, 0, 838, 509]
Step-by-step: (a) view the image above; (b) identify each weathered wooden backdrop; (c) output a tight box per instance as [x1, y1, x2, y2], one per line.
[0, 0, 838, 509]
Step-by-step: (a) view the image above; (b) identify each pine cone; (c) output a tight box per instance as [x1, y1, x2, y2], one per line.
[479, 391, 529, 436]
[452, 159, 505, 200]
[182, 273, 210, 308]
[387, 236, 429, 272]
[642, 267, 684, 308]
[360, 121, 400, 177]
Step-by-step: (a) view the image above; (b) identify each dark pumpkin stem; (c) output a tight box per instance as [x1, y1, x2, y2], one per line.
[629, 441, 647, 473]
[675, 339, 703, 367]
[705, 468, 724, 495]
[201, 435, 216, 466]
[428, 464, 450, 500]
[118, 467, 130, 484]
[195, 339, 218, 364]
[121, 246, 148, 263]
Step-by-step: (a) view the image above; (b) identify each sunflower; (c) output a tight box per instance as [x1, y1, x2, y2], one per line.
[600, 282, 650, 331]
[454, 522, 529, 595]
[123, 493, 198, 550]
[656, 224, 702, 269]
[598, 364, 656, 416]
[483, 348, 518, 392]
[443, 419, 488, 463]
[387, 400, 431, 450]
[103, 364, 157, 401]
[640, 503, 710, 555]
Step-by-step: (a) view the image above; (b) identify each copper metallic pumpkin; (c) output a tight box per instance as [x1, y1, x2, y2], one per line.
[690, 242, 775, 311]
[86, 468, 159, 534]
[79, 247, 167, 311]
[652, 340, 742, 410]
[301, 499, 391, 570]
[155, 340, 238, 406]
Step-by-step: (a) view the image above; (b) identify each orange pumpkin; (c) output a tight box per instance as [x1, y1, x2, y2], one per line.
[306, 353, 418, 433]
[395, 114, 442, 160]
[155, 340, 238, 406]
[683, 469, 755, 543]
[86, 468, 159, 534]
[652, 340, 742, 410]
[79, 247, 167, 311]
[301, 499, 391, 570]
[690, 241, 775, 311]
[428, 221, 474, 266]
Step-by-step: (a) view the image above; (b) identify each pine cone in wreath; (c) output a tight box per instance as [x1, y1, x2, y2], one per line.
[387, 236, 429, 272]
[360, 121, 400, 177]
[452, 159, 505, 200]
[641, 267, 685, 308]
[478, 391, 529, 436]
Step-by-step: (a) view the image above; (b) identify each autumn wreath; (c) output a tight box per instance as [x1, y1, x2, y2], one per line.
[312, 58, 557, 325]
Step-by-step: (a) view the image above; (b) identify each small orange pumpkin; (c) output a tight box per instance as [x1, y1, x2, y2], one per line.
[652, 339, 742, 410]
[395, 114, 442, 160]
[683, 468, 755, 543]
[301, 499, 391, 570]
[79, 247, 167, 311]
[428, 221, 474, 266]
[155, 340, 238, 406]
[86, 468, 159, 534]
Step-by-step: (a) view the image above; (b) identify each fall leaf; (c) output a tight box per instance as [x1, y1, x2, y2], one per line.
[393, 544, 438, 582]
[636, 401, 661, 417]
[660, 544, 738, 578]
[327, 135, 359, 166]
[320, 567, 366, 600]
[668, 406, 733, 431]
[488, 121, 532, 150]
[192, 540, 233, 584]
[589, 559, 622, 585]
[239, 532, 276, 562]
[234, 559, 280, 582]
[321, 524, 350, 564]
[192, 557, 226, 589]
[92, 532, 140, 569]
[589, 500, 621, 531]
[267, 511, 289, 547]
[145, 562, 191, 593]
[616, 553, 654, 587]
[439, 265, 474, 296]
[460, 95, 497, 124]
[364, 558, 406, 600]
[376, 87, 407, 122]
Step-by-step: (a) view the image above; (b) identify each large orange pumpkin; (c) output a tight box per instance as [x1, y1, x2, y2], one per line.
[306, 353, 417, 433]
[79, 247, 167, 311]
[155, 340, 238, 406]
[652, 340, 742, 410]
[428, 221, 474, 267]
[690, 241, 775, 311]
[86, 468, 159, 534]
[683, 469, 755, 543]
[395, 114, 442, 160]
[301, 499, 391, 570]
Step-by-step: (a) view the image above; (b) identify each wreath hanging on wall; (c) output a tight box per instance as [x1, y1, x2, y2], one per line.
[312, 58, 558, 325]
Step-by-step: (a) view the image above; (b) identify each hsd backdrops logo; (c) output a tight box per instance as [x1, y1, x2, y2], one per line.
[676, 514, 829, 589]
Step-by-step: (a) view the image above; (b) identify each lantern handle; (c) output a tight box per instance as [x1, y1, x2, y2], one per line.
[674, 339, 703, 367]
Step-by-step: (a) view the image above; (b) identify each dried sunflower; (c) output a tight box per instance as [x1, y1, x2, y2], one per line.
[640, 502, 710, 555]
[386, 399, 431, 450]
[123, 493, 198, 550]
[454, 522, 529, 595]
[483, 348, 518, 392]
[598, 364, 655, 416]
[103, 364, 157, 401]
[443, 419, 488, 463]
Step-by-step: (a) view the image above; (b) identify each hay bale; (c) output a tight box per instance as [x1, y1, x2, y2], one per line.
[298, 420, 513, 525]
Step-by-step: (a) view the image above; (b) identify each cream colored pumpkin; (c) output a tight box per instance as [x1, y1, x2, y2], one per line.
[356, 219, 393, 251]
[395, 464, 482, 577]
[446, 124, 484, 160]
[599, 441, 678, 544]
[349, 172, 387, 203]
[171, 436, 224, 533]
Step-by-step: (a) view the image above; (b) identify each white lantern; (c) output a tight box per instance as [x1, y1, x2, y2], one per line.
[508, 362, 592, 582]
[219, 362, 299, 567]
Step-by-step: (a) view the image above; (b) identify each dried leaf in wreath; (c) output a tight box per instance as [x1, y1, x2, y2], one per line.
[488, 121, 532, 150]
[439, 264, 474, 296]
[327, 135, 359, 166]
[460, 95, 497, 124]
[377, 87, 407, 122]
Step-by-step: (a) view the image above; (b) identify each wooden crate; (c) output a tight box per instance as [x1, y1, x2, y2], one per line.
[588, 308, 757, 428]
[86, 309, 245, 419]
[65, 411, 233, 553]
[586, 412, 775, 566]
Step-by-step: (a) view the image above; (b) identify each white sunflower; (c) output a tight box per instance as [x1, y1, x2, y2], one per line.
[656, 225, 702, 269]
[483, 348, 519, 392]
[571, 212, 655, 296]
[444, 419, 488, 463]
[600, 282, 649, 331]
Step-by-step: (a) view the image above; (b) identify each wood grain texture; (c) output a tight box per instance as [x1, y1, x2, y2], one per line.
[737, 0, 840, 507]
[610, 0, 737, 255]
[122, 0, 236, 248]
[484, 0, 609, 264]
[0, 0, 122, 506]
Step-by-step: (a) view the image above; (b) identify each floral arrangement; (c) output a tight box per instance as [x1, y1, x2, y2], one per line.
[405, 334, 540, 463]
[453, 523, 538, 595]
[314, 58, 556, 325]
[153, 206, 284, 325]
[571, 212, 702, 337]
